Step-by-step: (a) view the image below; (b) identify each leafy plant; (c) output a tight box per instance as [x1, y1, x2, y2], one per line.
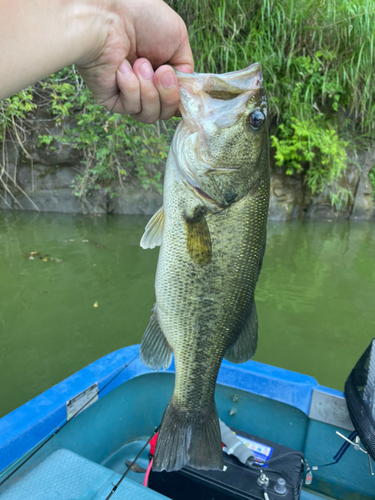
[1, 66, 176, 211]
[2, 0, 375, 212]
[271, 117, 348, 195]
[169, 0, 375, 197]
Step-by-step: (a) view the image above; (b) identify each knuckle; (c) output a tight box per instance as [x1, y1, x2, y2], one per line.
[121, 98, 141, 115]
[160, 109, 175, 121]
[137, 113, 159, 125]
[141, 86, 160, 103]
[161, 93, 179, 107]
[130, 104, 143, 115]
[124, 80, 140, 96]
[119, 72, 140, 96]
[142, 115, 158, 125]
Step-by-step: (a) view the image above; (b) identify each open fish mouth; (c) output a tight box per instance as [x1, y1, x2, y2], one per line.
[174, 63, 263, 95]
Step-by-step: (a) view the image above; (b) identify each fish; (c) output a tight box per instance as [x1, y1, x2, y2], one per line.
[139, 63, 270, 472]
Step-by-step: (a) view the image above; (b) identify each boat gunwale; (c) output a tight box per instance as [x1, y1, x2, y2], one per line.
[0, 344, 343, 474]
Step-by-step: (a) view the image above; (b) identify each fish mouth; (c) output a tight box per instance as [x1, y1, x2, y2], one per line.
[175, 63, 263, 90]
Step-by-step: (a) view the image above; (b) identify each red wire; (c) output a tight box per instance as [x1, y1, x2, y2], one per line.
[143, 457, 153, 487]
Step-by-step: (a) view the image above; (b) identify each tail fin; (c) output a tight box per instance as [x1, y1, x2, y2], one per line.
[153, 398, 223, 472]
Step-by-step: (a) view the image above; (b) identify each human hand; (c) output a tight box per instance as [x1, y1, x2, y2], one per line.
[77, 0, 194, 123]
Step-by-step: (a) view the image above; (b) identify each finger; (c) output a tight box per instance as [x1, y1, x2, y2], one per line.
[131, 58, 161, 124]
[175, 64, 194, 74]
[116, 60, 142, 114]
[168, 29, 194, 74]
[153, 66, 179, 121]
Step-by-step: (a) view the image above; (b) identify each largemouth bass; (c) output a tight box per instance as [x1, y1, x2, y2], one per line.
[140, 64, 270, 472]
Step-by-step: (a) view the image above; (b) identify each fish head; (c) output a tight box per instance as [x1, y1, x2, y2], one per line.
[174, 64, 269, 208]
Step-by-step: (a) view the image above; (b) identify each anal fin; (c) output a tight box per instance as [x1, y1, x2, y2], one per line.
[224, 300, 258, 364]
[140, 206, 164, 249]
[140, 305, 173, 371]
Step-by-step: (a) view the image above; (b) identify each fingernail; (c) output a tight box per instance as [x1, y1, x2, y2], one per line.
[139, 62, 154, 80]
[119, 60, 131, 75]
[161, 72, 175, 89]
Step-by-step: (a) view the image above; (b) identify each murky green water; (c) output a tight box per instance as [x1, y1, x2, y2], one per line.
[0, 211, 374, 417]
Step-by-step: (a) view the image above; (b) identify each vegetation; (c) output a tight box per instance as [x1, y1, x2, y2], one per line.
[171, 0, 375, 201]
[1, 0, 375, 209]
[0, 68, 175, 210]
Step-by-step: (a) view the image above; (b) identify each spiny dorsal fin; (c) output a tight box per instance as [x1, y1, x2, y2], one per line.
[184, 209, 212, 266]
[140, 305, 173, 371]
[224, 300, 258, 364]
[140, 207, 165, 249]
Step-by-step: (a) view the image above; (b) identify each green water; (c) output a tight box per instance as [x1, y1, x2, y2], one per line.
[0, 211, 374, 418]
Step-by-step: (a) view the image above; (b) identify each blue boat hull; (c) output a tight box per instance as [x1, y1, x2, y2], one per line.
[0, 345, 373, 499]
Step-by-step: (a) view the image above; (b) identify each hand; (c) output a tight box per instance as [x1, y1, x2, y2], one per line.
[0, 0, 193, 123]
[77, 0, 194, 123]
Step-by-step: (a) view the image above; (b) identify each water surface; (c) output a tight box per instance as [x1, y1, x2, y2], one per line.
[0, 211, 374, 417]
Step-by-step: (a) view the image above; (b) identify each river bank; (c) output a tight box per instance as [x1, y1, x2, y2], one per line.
[1, 142, 374, 221]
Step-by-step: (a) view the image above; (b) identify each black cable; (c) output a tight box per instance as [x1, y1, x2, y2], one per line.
[104, 426, 159, 500]
[0, 353, 139, 488]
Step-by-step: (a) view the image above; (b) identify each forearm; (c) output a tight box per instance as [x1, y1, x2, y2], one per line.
[0, 0, 117, 99]
[0, 0, 193, 122]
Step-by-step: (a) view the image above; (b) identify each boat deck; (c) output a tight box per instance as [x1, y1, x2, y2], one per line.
[0, 345, 373, 500]
[1, 447, 332, 500]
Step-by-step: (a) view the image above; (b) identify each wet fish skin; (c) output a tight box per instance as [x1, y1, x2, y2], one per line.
[140, 64, 269, 472]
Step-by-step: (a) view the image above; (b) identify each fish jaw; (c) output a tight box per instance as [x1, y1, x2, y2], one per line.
[175, 63, 263, 123]
[172, 64, 269, 208]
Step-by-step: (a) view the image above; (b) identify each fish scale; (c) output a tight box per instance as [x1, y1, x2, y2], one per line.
[140, 64, 270, 472]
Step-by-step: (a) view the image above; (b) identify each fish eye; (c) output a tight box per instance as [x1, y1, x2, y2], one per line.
[249, 110, 265, 130]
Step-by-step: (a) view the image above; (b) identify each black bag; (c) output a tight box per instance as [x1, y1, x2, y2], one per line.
[345, 339, 375, 460]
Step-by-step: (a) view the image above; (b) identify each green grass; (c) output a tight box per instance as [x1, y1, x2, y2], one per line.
[170, 0, 375, 199]
[171, 0, 375, 131]
[1, 0, 374, 209]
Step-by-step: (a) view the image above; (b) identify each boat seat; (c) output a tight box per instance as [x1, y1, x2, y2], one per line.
[1, 449, 167, 500]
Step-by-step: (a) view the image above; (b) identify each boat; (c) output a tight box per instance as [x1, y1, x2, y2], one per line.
[0, 343, 374, 500]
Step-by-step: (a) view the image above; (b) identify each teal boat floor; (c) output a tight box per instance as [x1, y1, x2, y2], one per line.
[0, 449, 165, 500]
[101, 438, 150, 485]
[1, 447, 335, 500]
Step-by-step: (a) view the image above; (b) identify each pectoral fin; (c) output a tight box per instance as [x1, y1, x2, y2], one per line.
[184, 210, 212, 266]
[140, 207, 165, 249]
[140, 305, 173, 371]
[224, 301, 258, 364]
